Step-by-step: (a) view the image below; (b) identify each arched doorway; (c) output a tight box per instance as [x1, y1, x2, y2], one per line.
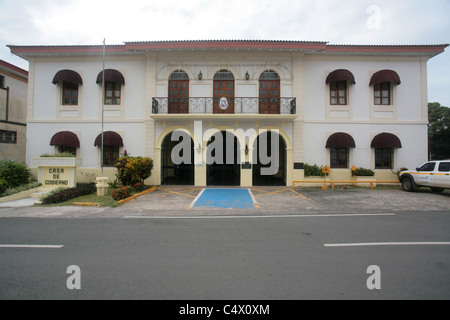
[252, 131, 287, 186]
[161, 131, 194, 185]
[207, 131, 241, 186]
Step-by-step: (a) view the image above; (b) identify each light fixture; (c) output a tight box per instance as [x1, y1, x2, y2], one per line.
[245, 144, 249, 156]
[245, 71, 250, 81]
[198, 71, 203, 80]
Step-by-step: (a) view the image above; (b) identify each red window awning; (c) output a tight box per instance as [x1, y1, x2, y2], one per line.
[50, 131, 80, 148]
[326, 69, 356, 85]
[96, 69, 125, 85]
[52, 70, 83, 85]
[326, 132, 356, 148]
[371, 133, 402, 148]
[94, 131, 124, 147]
[369, 70, 401, 86]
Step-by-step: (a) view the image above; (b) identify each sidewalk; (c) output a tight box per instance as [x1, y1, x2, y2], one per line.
[0, 198, 38, 208]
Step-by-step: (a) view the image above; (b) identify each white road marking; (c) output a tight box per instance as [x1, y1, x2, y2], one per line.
[188, 188, 206, 210]
[0, 245, 64, 249]
[324, 242, 450, 247]
[124, 213, 396, 219]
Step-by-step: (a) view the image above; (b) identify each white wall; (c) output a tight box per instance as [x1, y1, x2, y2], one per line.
[27, 122, 146, 168]
[303, 122, 428, 170]
[302, 56, 423, 122]
[27, 51, 429, 173]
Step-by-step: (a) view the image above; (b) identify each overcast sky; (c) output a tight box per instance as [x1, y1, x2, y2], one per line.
[1, 0, 449, 105]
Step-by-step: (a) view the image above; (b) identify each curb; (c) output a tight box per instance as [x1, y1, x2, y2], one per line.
[116, 186, 157, 205]
[72, 202, 101, 207]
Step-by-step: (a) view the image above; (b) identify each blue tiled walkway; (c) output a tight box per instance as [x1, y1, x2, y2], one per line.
[192, 189, 256, 209]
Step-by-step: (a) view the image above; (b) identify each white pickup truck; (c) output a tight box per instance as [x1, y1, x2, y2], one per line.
[399, 160, 450, 192]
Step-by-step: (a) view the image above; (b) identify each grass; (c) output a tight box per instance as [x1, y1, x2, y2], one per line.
[38, 186, 154, 207]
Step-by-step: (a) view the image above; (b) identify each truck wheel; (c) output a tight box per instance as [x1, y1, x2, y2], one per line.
[431, 187, 444, 193]
[401, 177, 416, 192]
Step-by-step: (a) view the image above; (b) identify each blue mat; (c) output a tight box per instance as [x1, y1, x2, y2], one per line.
[193, 189, 256, 209]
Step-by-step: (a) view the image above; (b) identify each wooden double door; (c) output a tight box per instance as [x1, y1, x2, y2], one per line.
[213, 70, 235, 114]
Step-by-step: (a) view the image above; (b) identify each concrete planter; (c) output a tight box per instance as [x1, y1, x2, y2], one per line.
[32, 157, 82, 168]
[355, 176, 377, 187]
[299, 176, 327, 187]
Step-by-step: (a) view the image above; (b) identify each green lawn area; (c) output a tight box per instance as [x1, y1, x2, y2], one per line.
[38, 186, 155, 207]
[38, 188, 116, 207]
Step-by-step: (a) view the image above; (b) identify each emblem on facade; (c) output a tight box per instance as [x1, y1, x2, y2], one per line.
[219, 97, 229, 110]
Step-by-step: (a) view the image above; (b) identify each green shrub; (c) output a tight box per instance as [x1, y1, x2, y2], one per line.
[353, 168, 375, 176]
[0, 160, 31, 188]
[304, 164, 325, 177]
[40, 153, 75, 158]
[41, 183, 96, 205]
[0, 178, 9, 194]
[115, 156, 153, 186]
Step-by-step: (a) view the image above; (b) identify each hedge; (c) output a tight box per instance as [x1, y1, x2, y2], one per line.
[41, 183, 97, 205]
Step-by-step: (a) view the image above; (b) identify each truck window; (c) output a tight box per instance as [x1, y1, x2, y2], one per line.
[438, 162, 450, 172]
[419, 162, 436, 171]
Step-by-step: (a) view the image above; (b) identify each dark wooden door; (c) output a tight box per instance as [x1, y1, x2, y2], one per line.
[213, 70, 235, 114]
[169, 79, 189, 114]
[259, 80, 280, 114]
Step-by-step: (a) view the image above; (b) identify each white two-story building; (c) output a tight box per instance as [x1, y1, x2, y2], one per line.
[8, 40, 447, 187]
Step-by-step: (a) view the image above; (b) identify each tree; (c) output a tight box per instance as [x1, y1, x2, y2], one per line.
[428, 102, 450, 160]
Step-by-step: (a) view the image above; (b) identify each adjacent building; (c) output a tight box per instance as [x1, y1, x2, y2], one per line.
[8, 40, 448, 186]
[0, 60, 28, 163]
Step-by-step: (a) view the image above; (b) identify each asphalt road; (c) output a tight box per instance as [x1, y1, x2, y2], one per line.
[0, 210, 449, 300]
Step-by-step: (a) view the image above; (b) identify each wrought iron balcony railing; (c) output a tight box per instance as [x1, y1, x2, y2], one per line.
[152, 97, 296, 115]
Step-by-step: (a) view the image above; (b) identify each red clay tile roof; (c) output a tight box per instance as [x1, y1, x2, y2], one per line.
[8, 40, 448, 58]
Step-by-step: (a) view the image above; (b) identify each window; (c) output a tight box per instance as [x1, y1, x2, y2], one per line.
[330, 148, 349, 168]
[58, 146, 76, 156]
[438, 162, 450, 172]
[105, 81, 121, 105]
[375, 148, 394, 169]
[419, 162, 436, 172]
[63, 82, 79, 105]
[0, 75, 5, 88]
[103, 146, 120, 167]
[374, 82, 391, 105]
[330, 81, 347, 105]
[0, 130, 17, 144]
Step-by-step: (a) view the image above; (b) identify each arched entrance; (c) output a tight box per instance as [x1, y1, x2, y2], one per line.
[252, 131, 287, 186]
[161, 131, 194, 185]
[207, 131, 241, 186]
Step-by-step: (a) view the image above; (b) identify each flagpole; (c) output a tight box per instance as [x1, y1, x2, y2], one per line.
[101, 38, 106, 177]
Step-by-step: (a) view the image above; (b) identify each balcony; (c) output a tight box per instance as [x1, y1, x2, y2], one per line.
[151, 97, 297, 120]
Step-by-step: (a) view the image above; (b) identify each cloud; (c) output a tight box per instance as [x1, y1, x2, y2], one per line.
[0, 0, 449, 105]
